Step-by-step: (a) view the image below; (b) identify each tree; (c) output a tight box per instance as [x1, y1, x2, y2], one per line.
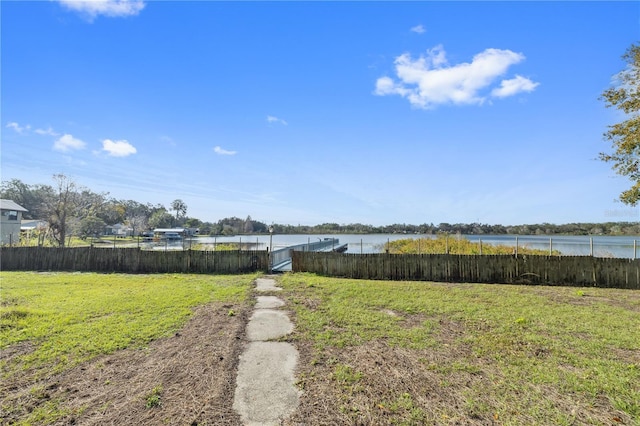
[77, 216, 107, 239]
[42, 174, 79, 247]
[243, 215, 254, 233]
[600, 43, 640, 205]
[121, 200, 152, 235]
[0, 178, 51, 219]
[170, 199, 187, 226]
[148, 208, 173, 229]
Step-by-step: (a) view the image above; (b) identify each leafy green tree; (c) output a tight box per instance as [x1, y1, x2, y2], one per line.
[600, 43, 640, 205]
[148, 208, 173, 229]
[77, 215, 107, 239]
[184, 217, 203, 229]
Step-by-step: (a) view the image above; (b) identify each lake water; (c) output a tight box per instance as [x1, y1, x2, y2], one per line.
[191, 234, 640, 259]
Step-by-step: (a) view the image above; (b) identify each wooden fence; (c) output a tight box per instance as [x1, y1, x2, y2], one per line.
[0, 247, 268, 274]
[292, 252, 640, 289]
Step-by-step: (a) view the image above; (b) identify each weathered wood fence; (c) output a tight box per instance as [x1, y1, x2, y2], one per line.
[1, 247, 268, 274]
[292, 252, 640, 289]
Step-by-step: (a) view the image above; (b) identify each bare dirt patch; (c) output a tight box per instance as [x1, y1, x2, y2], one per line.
[1, 302, 250, 426]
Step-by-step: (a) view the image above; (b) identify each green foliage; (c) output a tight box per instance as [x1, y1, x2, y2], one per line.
[378, 393, 426, 425]
[0, 272, 253, 379]
[332, 364, 363, 386]
[77, 215, 106, 238]
[384, 234, 557, 255]
[148, 208, 173, 229]
[600, 43, 640, 205]
[281, 273, 640, 423]
[145, 385, 163, 408]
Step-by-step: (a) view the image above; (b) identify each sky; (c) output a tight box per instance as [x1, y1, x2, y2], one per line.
[2, 1, 639, 227]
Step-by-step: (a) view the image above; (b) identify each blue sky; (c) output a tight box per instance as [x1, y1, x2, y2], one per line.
[2, 1, 639, 226]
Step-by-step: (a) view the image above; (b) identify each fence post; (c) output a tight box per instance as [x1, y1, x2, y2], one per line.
[446, 235, 449, 254]
[479, 239, 482, 255]
[634, 240, 637, 260]
[361, 239, 363, 255]
[549, 238, 552, 256]
[590, 237, 593, 257]
[515, 236, 518, 258]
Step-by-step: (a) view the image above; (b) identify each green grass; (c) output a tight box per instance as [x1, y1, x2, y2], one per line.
[0, 272, 254, 379]
[281, 273, 640, 424]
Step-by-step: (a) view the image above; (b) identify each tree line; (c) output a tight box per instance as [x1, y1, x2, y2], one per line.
[270, 222, 640, 236]
[0, 175, 269, 246]
[2, 175, 639, 248]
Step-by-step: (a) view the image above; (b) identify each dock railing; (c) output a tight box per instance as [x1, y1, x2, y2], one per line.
[270, 238, 339, 271]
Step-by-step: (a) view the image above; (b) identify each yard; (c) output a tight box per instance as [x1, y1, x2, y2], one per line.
[1, 272, 638, 425]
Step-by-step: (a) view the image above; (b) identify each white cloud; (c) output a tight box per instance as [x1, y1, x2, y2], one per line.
[375, 45, 539, 108]
[54, 134, 86, 152]
[35, 127, 59, 136]
[267, 115, 288, 126]
[410, 24, 426, 34]
[214, 146, 237, 156]
[160, 135, 176, 146]
[102, 139, 137, 157]
[6, 122, 30, 134]
[57, 0, 145, 20]
[491, 75, 540, 98]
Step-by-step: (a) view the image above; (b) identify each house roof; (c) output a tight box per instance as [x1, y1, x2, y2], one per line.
[0, 199, 28, 212]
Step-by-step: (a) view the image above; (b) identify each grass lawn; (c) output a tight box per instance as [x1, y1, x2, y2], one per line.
[0, 271, 255, 425]
[2, 271, 639, 425]
[280, 273, 640, 425]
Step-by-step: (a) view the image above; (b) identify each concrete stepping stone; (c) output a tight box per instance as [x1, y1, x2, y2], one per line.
[255, 277, 282, 292]
[255, 295, 285, 309]
[233, 341, 301, 426]
[246, 309, 293, 341]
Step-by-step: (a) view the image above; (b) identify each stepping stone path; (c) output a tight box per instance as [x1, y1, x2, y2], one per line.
[233, 277, 300, 425]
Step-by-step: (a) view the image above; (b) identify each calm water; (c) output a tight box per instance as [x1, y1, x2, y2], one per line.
[191, 234, 640, 259]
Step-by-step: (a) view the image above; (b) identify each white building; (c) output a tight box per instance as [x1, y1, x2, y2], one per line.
[1, 199, 28, 245]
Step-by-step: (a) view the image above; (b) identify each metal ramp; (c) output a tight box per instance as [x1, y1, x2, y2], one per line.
[270, 238, 341, 272]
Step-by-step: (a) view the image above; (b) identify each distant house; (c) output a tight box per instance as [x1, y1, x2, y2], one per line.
[104, 223, 134, 237]
[153, 228, 185, 240]
[1, 199, 28, 245]
[152, 228, 200, 240]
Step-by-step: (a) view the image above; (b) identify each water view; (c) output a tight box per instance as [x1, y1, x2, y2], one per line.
[147, 234, 640, 259]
